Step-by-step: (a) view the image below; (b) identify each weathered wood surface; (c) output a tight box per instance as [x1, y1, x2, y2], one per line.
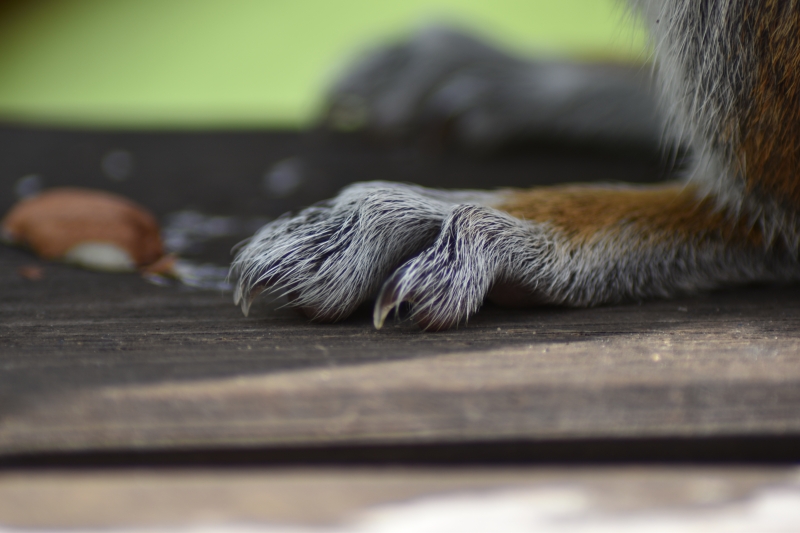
[1, 127, 799, 458]
[2, 243, 800, 456]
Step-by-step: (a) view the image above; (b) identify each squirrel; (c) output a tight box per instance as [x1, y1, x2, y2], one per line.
[231, 0, 800, 331]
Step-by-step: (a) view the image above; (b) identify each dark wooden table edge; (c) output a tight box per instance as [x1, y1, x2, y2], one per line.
[3, 435, 800, 469]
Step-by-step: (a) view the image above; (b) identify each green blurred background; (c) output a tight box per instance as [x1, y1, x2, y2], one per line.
[0, 0, 647, 129]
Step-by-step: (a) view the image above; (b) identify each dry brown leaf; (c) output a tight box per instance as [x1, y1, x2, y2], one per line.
[2, 188, 164, 271]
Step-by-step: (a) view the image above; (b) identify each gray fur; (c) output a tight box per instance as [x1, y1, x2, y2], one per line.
[230, 182, 501, 321]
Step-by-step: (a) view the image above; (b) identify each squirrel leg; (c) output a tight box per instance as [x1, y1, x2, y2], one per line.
[233, 181, 800, 330]
[375, 182, 800, 330]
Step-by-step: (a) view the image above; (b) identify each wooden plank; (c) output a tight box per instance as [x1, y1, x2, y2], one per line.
[2, 244, 800, 455]
[0, 467, 796, 529]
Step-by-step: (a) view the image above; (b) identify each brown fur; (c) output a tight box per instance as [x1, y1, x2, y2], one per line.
[496, 183, 763, 247]
[739, 1, 800, 209]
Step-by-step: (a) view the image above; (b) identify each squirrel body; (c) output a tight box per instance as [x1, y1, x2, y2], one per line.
[232, 0, 800, 330]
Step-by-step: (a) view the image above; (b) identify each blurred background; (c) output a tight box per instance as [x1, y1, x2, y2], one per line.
[0, 0, 646, 129]
[0, 0, 657, 274]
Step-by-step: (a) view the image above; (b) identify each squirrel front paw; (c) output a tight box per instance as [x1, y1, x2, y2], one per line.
[230, 181, 547, 330]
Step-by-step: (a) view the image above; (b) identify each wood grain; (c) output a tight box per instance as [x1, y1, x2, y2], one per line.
[2, 244, 800, 456]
